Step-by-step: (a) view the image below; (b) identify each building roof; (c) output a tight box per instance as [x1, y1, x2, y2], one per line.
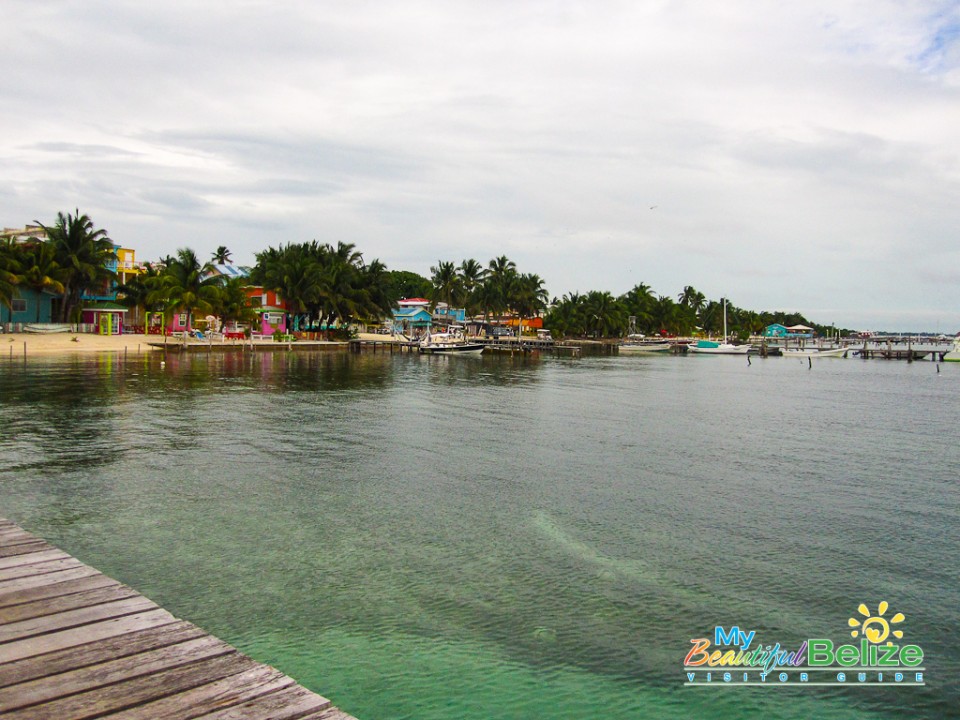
[392, 307, 432, 319]
[83, 302, 128, 313]
[209, 264, 250, 278]
[397, 298, 430, 306]
[785, 324, 814, 331]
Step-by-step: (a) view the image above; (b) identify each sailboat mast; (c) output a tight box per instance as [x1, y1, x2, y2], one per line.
[723, 298, 727, 342]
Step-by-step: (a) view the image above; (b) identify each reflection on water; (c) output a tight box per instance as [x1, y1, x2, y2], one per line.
[1, 351, 958, 719]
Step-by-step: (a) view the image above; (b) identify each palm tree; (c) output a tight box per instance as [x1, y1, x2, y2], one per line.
[19, 243, 66, 322]
[677, 285, 706, 317]
[484, 255, 517, 325]
[36, 210, 115, 323]
[0, 238, 21, 324]
[155, 248, 222, 330]
[212, 246, 232, 264]
[429, 260, 460, 312]
[457, 258, 487, 316]
[620, 283, 656, 334]
[213, 276, 257, 331]
[582, 291, 627, 338]
[509, 273, 548, 337]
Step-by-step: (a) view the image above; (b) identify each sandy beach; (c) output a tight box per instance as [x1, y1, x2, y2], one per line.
[1, 332, 160, 358]
[0, 331, 404, 358]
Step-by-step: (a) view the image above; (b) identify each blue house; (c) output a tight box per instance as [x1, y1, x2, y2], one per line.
[392, 306, 433, 331]
[763, 323, 788, 338]
[432, 303, 466, 324]
[1, 288, 56, 326]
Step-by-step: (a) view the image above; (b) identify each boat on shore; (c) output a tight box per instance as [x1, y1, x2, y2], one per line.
[781, 347, 849, 358]
[418, 330, 485, 355]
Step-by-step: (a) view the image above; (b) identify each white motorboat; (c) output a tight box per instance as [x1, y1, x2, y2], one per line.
[781, 347, 849, 358]
[687, 339, 751, 354]
[418, 330, 485, 355]
[619, 340, 671, 353]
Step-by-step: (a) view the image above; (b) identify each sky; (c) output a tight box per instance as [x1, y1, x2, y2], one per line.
[2, 1, 959, 331]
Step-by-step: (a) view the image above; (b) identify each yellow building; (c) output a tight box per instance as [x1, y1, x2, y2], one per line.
[116, 247, 144, 286]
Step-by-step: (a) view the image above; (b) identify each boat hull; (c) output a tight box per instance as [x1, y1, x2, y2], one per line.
[619, 342, 671, 353]
[781, 347, 848, 358]
[418, 343, 485, 355]
[687, 343, 751, 355]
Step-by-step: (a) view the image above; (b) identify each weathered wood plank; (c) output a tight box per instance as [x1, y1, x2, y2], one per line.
[0, 519, 357, 720]
[0, 565, 100, 597]
[2, 651, 258, 720]
[0, 608, 177, 664]
[0, 526, 34, 540]
[0, 573, 120, 611]
[0, 582, 140, 624]
[0, 557, 85, 583]
[0, 548, 71, 572]
[0, 595, 157, 644]
[0, 541, 52, 559]
[101, 664, 295, 720]
[0, 635, 235, 712]
[196, 684, 332, 720]
[0, 620, 205, 688]
[301, 709, 360, 720]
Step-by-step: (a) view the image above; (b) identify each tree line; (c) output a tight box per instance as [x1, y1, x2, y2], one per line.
[545, 285, 839, 339]
[1, 209, 840, 337]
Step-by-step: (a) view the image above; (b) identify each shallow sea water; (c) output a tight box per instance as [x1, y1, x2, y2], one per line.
[1, 349, 958, 719]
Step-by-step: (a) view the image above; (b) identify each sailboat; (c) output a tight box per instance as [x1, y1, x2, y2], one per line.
[687, 299, 751, 355]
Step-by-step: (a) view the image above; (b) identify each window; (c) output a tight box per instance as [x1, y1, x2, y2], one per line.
[12, 299, 27, 312]
[178, 313, 187, 326]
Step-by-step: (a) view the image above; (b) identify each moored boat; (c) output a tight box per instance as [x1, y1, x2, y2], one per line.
[619, 340, 671, 353]
[944, 337, 960, 362]
[687, 340, 751, 355]
[418, 330, 485, 355]
[781, 347, 849, 358]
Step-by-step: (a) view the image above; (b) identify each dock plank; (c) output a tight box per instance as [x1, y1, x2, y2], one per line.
[0, 557, 85, 583]
[0, 582, 140, 624]
[0, 635, 235, 712]
[0, 595, 157, 644]
[0, 565, 101, 597]
[1, 651, 257, 720]
[0, 608, 177, 664]
[0, 541, 50, 559]
[0, 518, 357, 720]
[102, 665, 296, 720]
[196, 684, 332, 720]
[0, 573, 121, 611]
[0, 620, 205, 687]
[0, 548, 71, 572]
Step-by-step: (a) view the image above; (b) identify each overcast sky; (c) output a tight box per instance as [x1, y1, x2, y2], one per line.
[3, 1, 959, 330]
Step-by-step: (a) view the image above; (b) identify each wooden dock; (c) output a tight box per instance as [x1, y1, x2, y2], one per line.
[0, 518, 356, 720]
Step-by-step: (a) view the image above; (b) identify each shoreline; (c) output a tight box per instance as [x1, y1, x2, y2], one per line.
[0, 331, 397, 359]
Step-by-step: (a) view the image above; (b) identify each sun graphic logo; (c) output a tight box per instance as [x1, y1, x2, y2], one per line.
[848, 601, 905, 645]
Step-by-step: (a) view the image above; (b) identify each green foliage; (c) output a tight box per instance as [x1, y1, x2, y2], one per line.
[36, 210, 115, 322]
[251, 240, 391, 332]
[384, 270, 431, 301]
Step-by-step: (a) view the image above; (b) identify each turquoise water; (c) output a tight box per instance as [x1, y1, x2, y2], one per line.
[1, 350, 958, 719]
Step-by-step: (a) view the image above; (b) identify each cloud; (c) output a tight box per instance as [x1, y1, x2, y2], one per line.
[1, 0, 959, 330]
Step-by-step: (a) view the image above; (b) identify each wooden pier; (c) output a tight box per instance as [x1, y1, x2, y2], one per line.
[0, 518, 356, 720]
